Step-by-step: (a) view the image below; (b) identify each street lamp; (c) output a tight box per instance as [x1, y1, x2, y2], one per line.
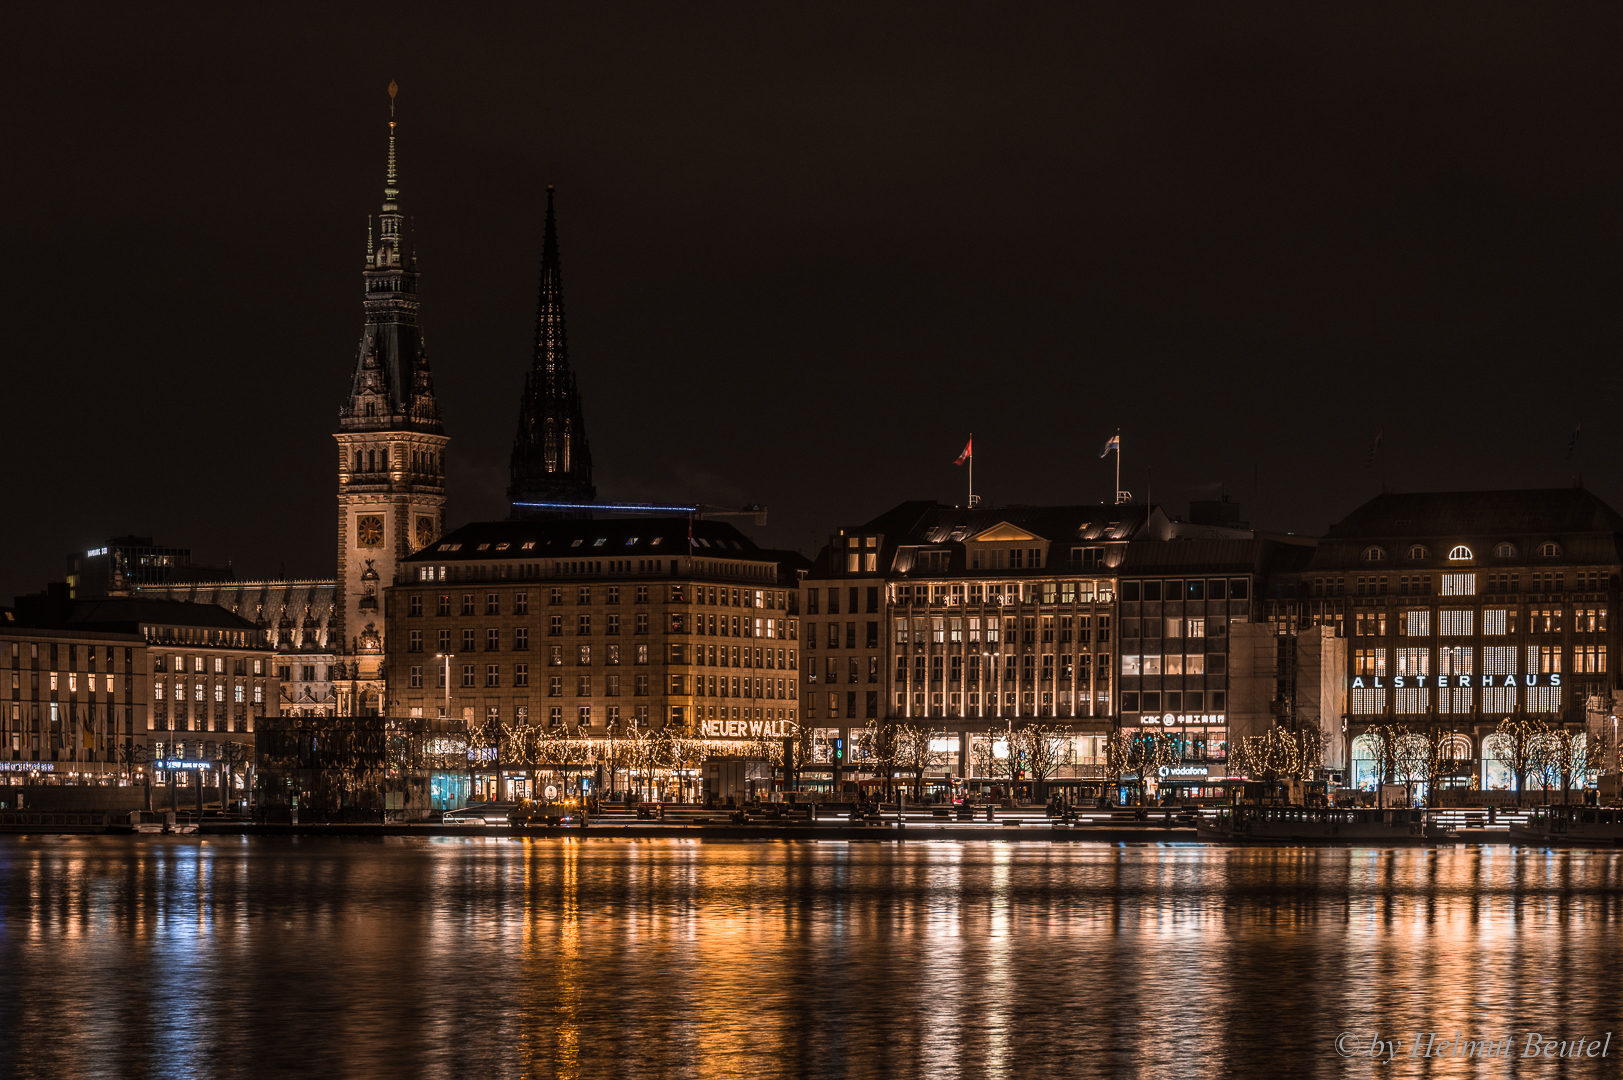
[435, 652, 471, 808]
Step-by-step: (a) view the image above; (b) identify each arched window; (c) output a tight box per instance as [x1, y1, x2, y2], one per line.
[1406, 545, 1429, 560]
[353, 451, 362, 472]
[1494, 542, 1518, 559]
[1539, 542, 1562, 558]
[1447, 545, 1473, 561]
[367, 449, 375, 472]
[1363, 546, 1387, 562]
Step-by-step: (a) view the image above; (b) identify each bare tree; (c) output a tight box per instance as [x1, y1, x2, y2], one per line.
[1009, 724, 1075, 796]
[890, 724, 947, 800]
[1104, 729, 1177, 805]
[1484, 716, 1549, 806]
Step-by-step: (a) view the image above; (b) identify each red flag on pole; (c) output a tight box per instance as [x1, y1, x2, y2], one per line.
[953, 437, 973, 466]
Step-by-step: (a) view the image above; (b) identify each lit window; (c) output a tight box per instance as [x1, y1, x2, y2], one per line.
[1440, 573, 1476, 596]
[1447, 545, 1473, 561]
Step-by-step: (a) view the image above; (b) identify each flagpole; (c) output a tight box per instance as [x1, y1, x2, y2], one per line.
[969, 432, 974, 507]
[1115, 428, 1121, 502]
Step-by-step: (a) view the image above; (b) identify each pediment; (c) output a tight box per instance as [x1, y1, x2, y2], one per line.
[968, 522, 1043, 543]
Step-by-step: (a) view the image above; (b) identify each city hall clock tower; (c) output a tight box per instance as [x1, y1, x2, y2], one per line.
[333, 82, 448, 713]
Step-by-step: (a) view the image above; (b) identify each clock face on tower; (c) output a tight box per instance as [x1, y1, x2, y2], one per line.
[357, 515, 384, 548]
[416, 516, 436, 550]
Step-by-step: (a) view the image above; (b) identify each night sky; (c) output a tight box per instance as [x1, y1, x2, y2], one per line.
[4, 5, 1620, 602]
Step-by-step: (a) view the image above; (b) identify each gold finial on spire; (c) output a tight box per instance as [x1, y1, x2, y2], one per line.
[388, 79, 398, 98]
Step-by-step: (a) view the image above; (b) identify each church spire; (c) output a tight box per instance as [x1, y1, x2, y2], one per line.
[340, 81, 440, 433]
[508, 186, 597, 516]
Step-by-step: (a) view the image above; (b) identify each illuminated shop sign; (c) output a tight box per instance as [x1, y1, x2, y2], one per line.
[86, 547, 107, 557]
[699, 719, 798, 739]
[1351, 674, 1560, 689]
[0, 762, 53, 772]
[1136, 713, 1226, 727]
[1157, 765, 1210, 778]
[156, 760, 215, 770]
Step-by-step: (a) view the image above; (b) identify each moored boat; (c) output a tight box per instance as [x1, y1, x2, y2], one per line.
[1509, 805, 1623, 846]
[1197, 805, 1448, 844]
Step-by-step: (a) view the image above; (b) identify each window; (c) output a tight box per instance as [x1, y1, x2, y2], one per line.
[514, 627, 529, 650]
[1440, 574, 1476, 596]
[1396, 648, 1429, 676]
[1353, 649, 1387, 676]
[1447, 545, 1473, 561]
[409, 595, 423, 617]
[486, 593, 500, 615]
[549, 676, 563, 697]
[1538, 543, 1562, 558]
[437, 595, 451, 616]
[438, 629, 451, 652]
[486, 628, 500, 651]
[1402, 611, 1431, 637]
[461, 594, 475, 616]
[461, 665, 476, 688]
[461, 629, 476, 651]
[486, 665, 500, 688]
[634, 674, 649, 696]
[1494, 543, 1518, 559]
[578, 675, 592, 697]
[1406, 545, 1429, 561]
[635, 585, 649, 604]
[408, 629, 423, 652]
[635, 613, 649, 634]
[635, 644, 649, 665]
[578, 614, 591, 635]
[578, 645, 592, 666]
[579, 586, 592, 605]
[550, 587, 564, 605]
[514, 664, 529, 687]
[607, 614, 620, 636]
[549, 616, 563, 636]
[514, 592, 529, 615]
[1364, 546, 1388, 562]
[1438, 610, 1474, 636]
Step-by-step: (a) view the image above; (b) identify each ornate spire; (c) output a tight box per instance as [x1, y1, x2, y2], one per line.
[508, 186, 596, 516]
[339, 82, 441, 434]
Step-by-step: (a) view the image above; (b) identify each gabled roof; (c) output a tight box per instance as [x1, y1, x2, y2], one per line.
[1327, 489, 1623, 539]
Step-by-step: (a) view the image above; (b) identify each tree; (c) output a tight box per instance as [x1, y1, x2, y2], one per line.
[1361, 724, 1410, 802]
[1416, 727, 1469, 800]
[1484, 716, 1549, 805]
[1009, 725, 1075, 795]
[850, 720, 894, 795]
[1233, 727, 1303, 784]
[1104, 729, 1177, 805]
[889, 724, 947, 800]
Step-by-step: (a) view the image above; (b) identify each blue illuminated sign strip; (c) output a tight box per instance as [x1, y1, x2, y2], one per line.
[0, 762, 53, 773]
[156, 760, 216, 770]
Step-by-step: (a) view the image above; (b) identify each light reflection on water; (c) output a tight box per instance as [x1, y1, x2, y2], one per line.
[2, 838, 1623, 1078]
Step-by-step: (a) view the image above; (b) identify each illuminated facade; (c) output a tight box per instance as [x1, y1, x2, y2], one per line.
[334, 86, 449, 714]
[383, 517, 805, 795]
[799, 502, 1153, 790]
[1, 596, 273, 789]
[137, 580, 338, 716]
[1265, 489, 1623, 789]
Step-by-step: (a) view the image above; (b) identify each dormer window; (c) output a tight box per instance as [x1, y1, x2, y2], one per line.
[1406, 545, 1429, 560]
[1494, 542, 1517, 558]
[1539, 542, 1562, 558]
[1363, 546, 1388, 563]
[1447, 545, 1473, 561]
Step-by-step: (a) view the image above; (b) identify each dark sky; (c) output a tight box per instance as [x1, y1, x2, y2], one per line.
[4, 5, 1620, 601]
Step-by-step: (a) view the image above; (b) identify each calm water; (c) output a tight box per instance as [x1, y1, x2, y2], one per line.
[2, 836, 1623, 1078]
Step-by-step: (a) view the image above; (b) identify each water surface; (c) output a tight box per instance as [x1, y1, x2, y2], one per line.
[2, 836, 1621, 1078]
